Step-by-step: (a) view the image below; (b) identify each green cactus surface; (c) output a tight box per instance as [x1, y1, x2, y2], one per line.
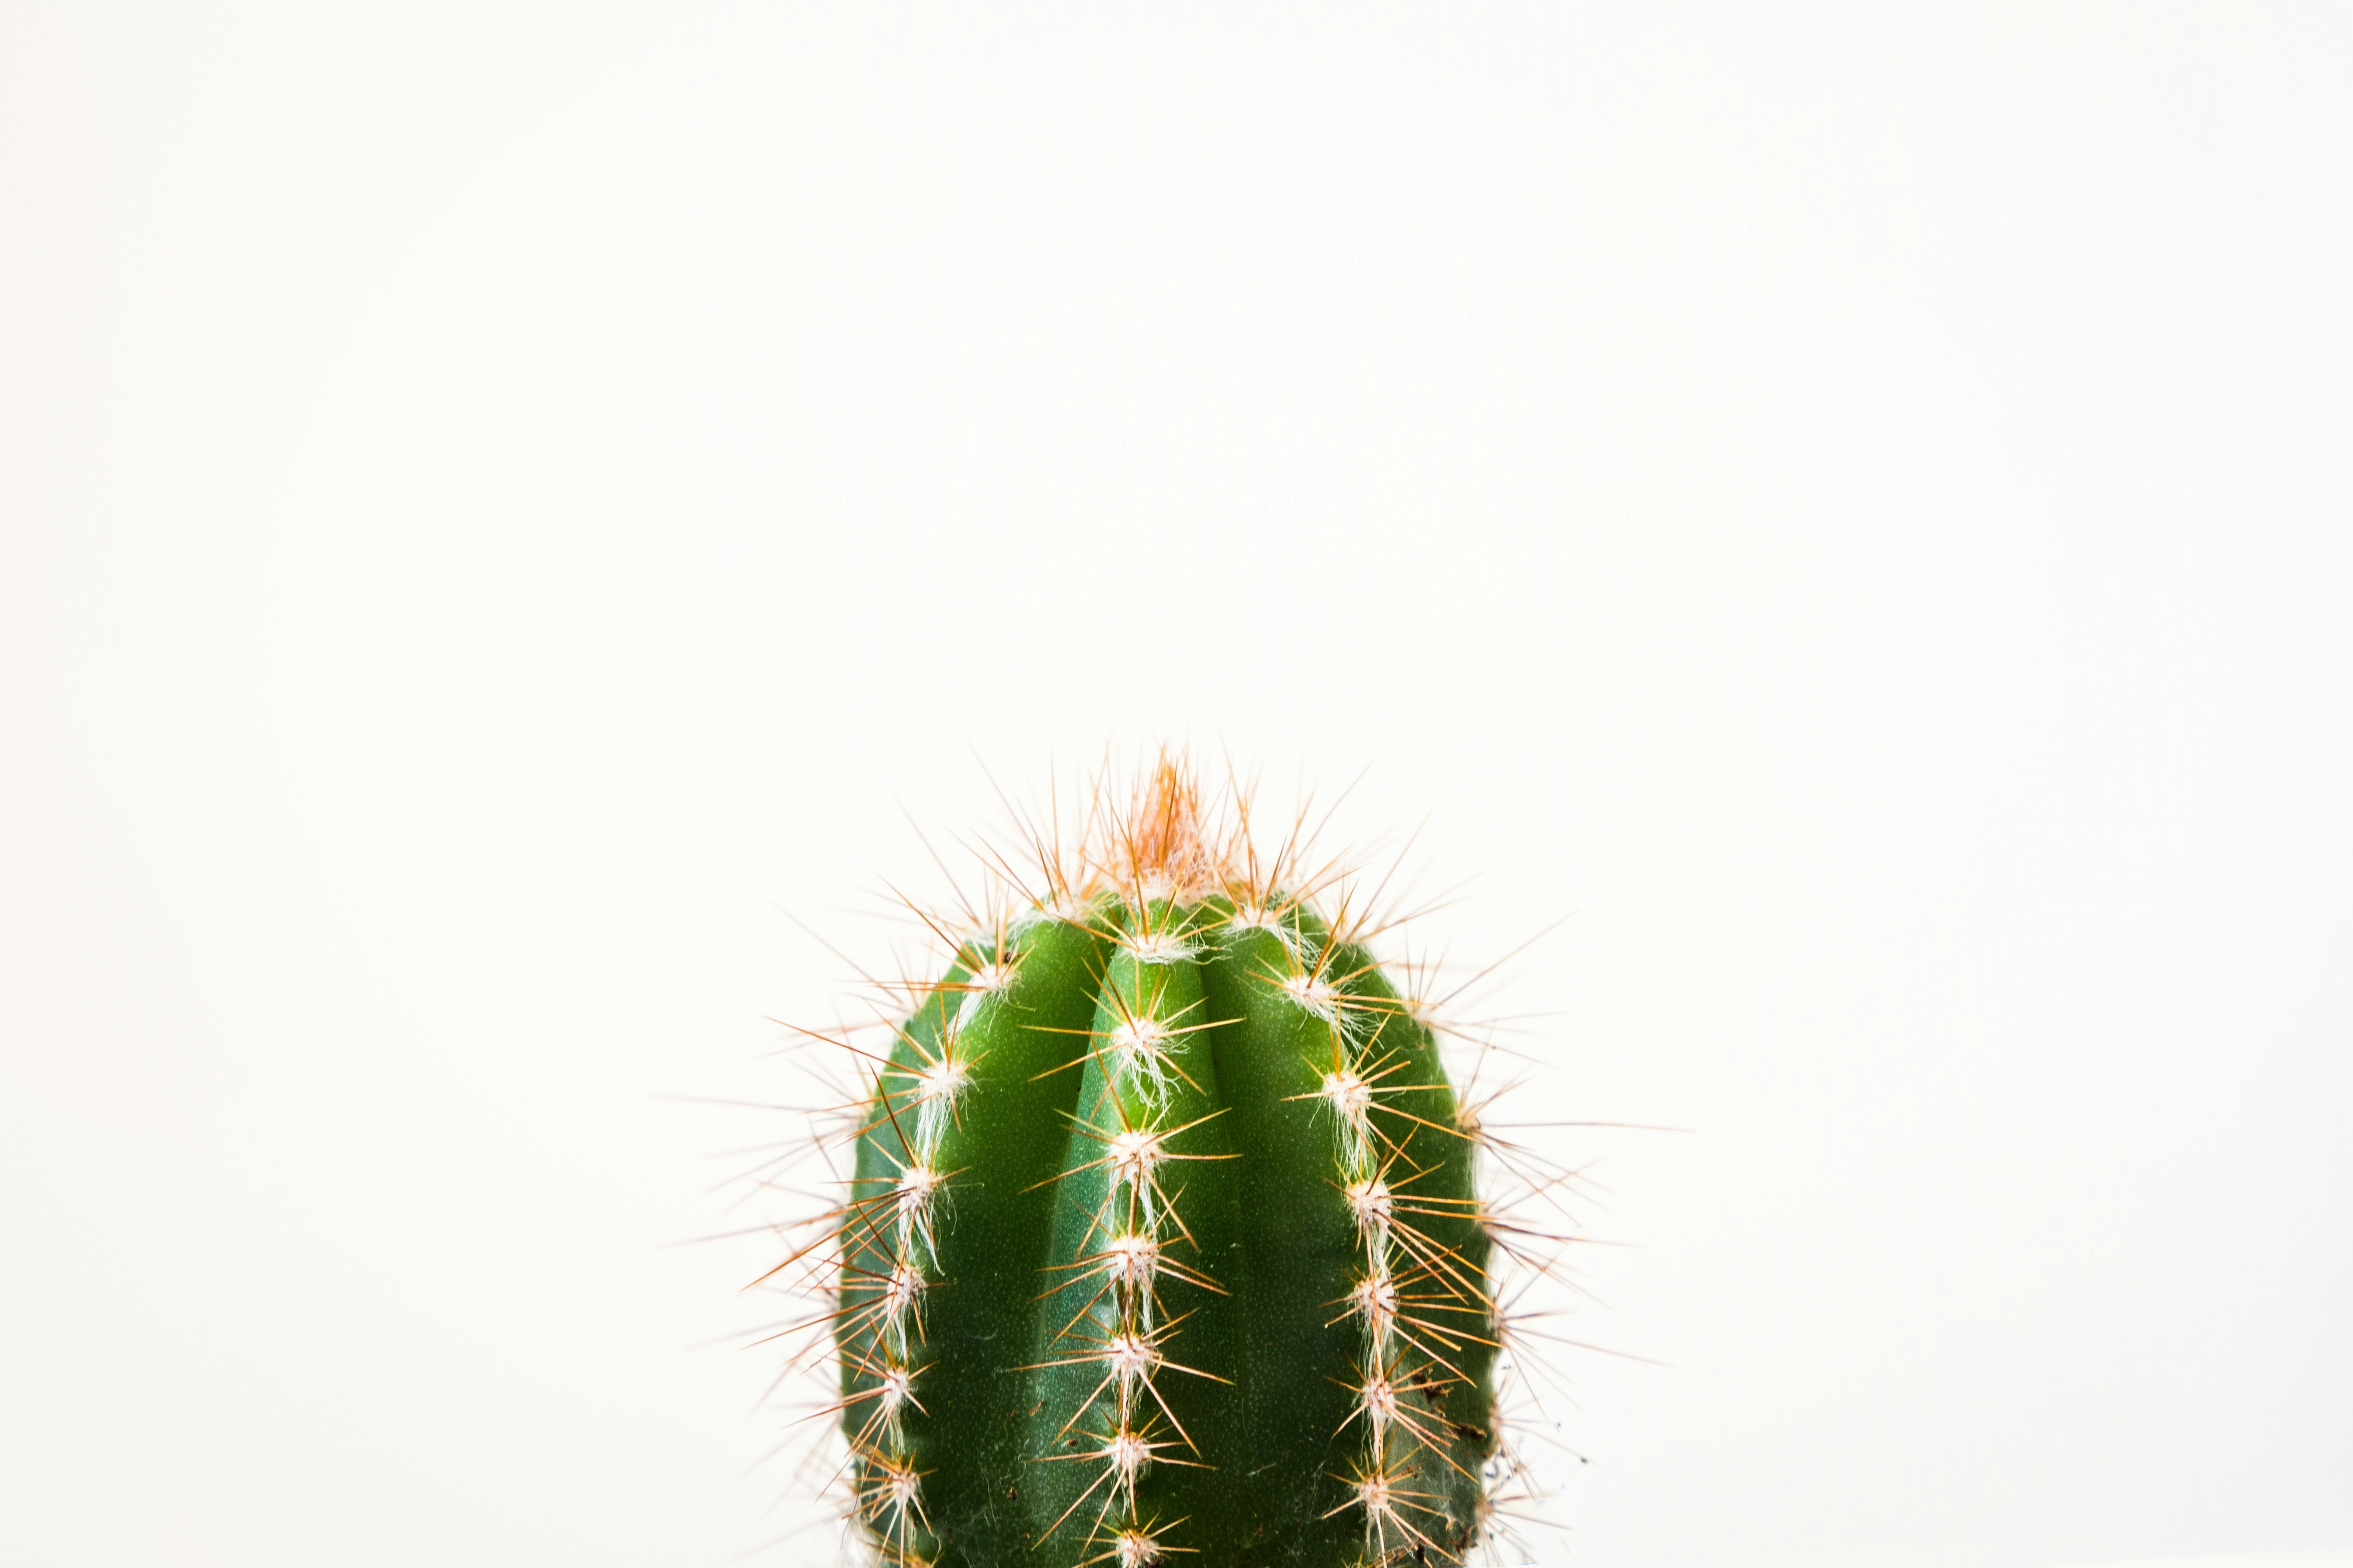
[819, 763, 1506, 1567]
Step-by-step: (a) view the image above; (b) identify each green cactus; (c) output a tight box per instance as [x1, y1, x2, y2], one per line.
[812, 761, 1513, 1567]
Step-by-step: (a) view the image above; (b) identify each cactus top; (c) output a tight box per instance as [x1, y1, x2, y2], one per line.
[829, 762, 1500, 1567]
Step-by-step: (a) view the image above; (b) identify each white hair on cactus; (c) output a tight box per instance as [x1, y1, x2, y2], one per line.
[951, 960, 1013, 1031]
[1320, 1065, 1376, 1174]
[874, 1361, 915, 1447]
[1279, 969, 1339, 1018]
[1099, 1232, 1162, 1295]
[1133, 870, 1180, 905]
[1335, 1456, 1442, 1562]
[1350, 1268, 1401, 1345]
[1100, 1425, 1154, 1509]
[1226, 901, 1299, 949]
[1346, 1176, 1394, 1239]
[879, 1262, 925, 1355]
[1101, 1330, 1160, 1407]
[856, 1451, 929, 1561]
[1106, 1015, 1181, 1112]
[1097, 1231, 1168, 1332]
[891, 1163, 944, 1266]
[912, 1051, 971, 1151]
[1105, 1127, 1168, 1228]
[1357, 1367, 1403, 1442]
[1120, 928, 1196, 964]
[1112, 1527, 1164, 1567]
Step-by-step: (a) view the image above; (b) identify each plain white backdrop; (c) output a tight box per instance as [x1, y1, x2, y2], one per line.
[4, 5, 2349, 1566]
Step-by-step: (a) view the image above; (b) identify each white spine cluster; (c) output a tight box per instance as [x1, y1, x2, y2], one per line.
[1296, 933, 1478, 1565]
[845, 950, 1005, 1566]
[1035, 934, 1220, 1561]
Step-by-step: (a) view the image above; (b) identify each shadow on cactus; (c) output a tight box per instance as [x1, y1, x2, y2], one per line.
[755, 755, 1586, 1567]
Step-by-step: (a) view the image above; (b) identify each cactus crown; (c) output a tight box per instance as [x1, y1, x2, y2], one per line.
[771, 756, 1557, 1568]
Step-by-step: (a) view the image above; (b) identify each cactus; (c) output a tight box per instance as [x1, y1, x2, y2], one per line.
[784, 759, 1543, 1567]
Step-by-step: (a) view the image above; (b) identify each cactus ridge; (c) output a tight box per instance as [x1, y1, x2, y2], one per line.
[772, 757, 1565, 1568]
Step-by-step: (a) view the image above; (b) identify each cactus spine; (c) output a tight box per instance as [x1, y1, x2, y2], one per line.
[813, 760, 1512, 1567]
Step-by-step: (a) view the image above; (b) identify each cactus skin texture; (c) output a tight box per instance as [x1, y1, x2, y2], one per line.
[826, 761, 1502, 1568]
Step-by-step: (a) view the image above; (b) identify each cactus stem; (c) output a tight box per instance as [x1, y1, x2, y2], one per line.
[759, 751, 1589, 1565]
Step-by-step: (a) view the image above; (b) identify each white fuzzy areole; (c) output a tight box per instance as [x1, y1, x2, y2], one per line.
[1099, 1232, 1162, 1291]
[878, 1363, 913, 1408]
[1112, 1528, 1164, 1568]
[873, 1362, 914, 1446]
[1358, 1369, 1403, 1440]
[891, 1163, 944, 1266]
[1348, 1454, 1439, 1562]
[878, 1457, 922, 1512]
[1105, 1127, 1167, 1227]
[1226, 903, 1295, 942]
[1346, 1176, 1395, 1234]
[1279, 970, 1339, 1018]
[912, 1052, 971, 1152]
[952, 961, 1013, 1031]
[879, 1263, 925, 1354]
[1100, 1426, 1153, 1503]
[1350, 1269, 1400, 1343]
[1107, 1014, 1168, 1055]
[1101, 1330, 1160, 1399]
[1321, 1066, 1376, 1174]
[1121, 929, 1195, 964]
[856, 1449, 927, 1561]
[1106, 1015, 1182, 1112]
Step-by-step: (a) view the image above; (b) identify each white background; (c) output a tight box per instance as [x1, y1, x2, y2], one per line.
[5, 5, 2349, 1566]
